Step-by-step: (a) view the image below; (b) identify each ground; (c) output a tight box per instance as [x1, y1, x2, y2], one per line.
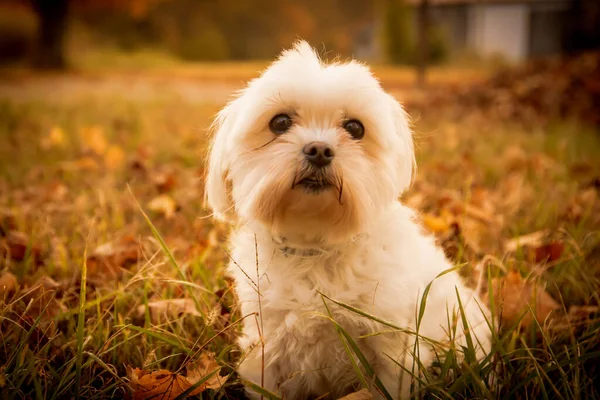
[0, 63, 599, 399]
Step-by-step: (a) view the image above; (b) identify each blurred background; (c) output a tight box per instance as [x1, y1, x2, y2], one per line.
[1, 0, 599, 71]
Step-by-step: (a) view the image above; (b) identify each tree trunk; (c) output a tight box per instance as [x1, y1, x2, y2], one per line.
[416, 0, 430, 87]
[32, 0, 69, 69]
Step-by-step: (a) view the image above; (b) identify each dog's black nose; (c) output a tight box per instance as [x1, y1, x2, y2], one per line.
[303, 142, 334, 167]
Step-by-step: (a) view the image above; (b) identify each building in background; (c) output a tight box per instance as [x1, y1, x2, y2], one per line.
[417, 0, 574, 61]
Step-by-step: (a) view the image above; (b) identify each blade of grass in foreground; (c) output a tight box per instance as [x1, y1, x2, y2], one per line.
[321, 299, 369, 390]
[75, 245, 88, 399]
[173, 368, 223, 400]
[241, 379, 283, 400]
[125, 325, 194, 356]
[321, 296, 393, 400]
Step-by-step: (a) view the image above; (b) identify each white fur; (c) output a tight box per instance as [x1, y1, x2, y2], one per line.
[205, 41, 491, 399]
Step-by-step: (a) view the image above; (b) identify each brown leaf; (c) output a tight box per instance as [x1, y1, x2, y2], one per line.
[127, 367, 193, 400]
[0, 209, 17, 237]
[147, 195, 178, 219]
[186, 352, 229, 391]
[127, 354, 227, 400]
[486, 271, 561, 329]
[136, 299, 202, 324]
[533, 240, 564, 263]
[153, 171, 178, 193]
[86, 236, 141, 279]
[0, 271, 18, 294]
[1, 231, 44, 265]
[338, 389, 373, 400]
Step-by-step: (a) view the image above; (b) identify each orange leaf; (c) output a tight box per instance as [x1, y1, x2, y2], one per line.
[0, 271, 17, 294]
[104, 145, 126, 170]
[185, 352, 229, 392]
[126, 354, 227, 400]
[487, 271, 560, 329]
[421, 213, 451, 234]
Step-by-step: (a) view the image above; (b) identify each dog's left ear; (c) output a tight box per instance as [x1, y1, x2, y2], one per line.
[388, 94, 416, 195]
[204, 99, 240, 220]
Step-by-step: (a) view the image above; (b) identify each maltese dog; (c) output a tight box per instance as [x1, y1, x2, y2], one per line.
[205, 41, 491, 399]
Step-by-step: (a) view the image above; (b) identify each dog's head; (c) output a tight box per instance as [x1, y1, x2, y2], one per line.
[205, 41, 414, 244]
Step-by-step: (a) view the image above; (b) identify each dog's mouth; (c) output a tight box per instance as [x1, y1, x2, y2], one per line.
[296, 175, 332, 192]
[292, 169, 344, 204]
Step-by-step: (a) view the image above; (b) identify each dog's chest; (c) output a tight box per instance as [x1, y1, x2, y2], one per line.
[258, 253, 378, 340]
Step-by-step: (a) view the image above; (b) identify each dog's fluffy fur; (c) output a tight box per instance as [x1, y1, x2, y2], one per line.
[205, 41, 491, 399]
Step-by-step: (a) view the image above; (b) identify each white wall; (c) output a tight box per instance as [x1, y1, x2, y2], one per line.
[469, 4, 530, 61]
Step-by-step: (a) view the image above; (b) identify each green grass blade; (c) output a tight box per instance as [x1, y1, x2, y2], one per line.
[75, 245, 88, 399]
[241, 379, 283, 400]
[125, 325, 194, 355]
[321, 296, 393, 400]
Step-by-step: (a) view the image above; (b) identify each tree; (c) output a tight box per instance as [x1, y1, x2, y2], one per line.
[31, 0, 69, 69]
[29, 0, 165, 69]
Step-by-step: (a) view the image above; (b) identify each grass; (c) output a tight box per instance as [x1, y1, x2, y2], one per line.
[0, 62, 599, 399]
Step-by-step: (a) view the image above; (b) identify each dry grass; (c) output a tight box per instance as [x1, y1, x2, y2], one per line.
[0, 63, 599, 399]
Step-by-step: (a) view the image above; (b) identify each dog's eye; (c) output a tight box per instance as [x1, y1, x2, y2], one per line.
[269, 114, 293, 135]
[343, 120, 364, 140]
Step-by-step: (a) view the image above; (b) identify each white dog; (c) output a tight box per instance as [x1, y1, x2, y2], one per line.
[205, 41, 491, 399]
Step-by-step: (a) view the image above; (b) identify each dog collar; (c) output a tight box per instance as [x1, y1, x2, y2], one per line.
[272, 236, 325, 258]
[279, 246, 324, 257]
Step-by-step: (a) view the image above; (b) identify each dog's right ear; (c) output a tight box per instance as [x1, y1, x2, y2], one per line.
[204, 99, 239, 220]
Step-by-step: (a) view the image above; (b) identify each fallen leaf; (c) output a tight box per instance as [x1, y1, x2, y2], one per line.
[0, 209, 17, 236]
[532, 240, 564, 263]
[1, 231, 44, 265]
[148, 194, 178, 219]
[136, 299, 202, 324]
[79, 126, 107, 154]
[338, 389, 373, 400]
[86, 236, 141, 279]
[127, 368, 194, 400]
[486, 271, 561, 329]
[104, 145, 126, 170]
[504, 230, 550, 253]
[421, 213, 452, 234]
[127, 354, 227, 399]
[153, 171, 177, 193]
[0, 271, 17, 294]
[186, 352, 229, 391]
[40, 126, 66, 150]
